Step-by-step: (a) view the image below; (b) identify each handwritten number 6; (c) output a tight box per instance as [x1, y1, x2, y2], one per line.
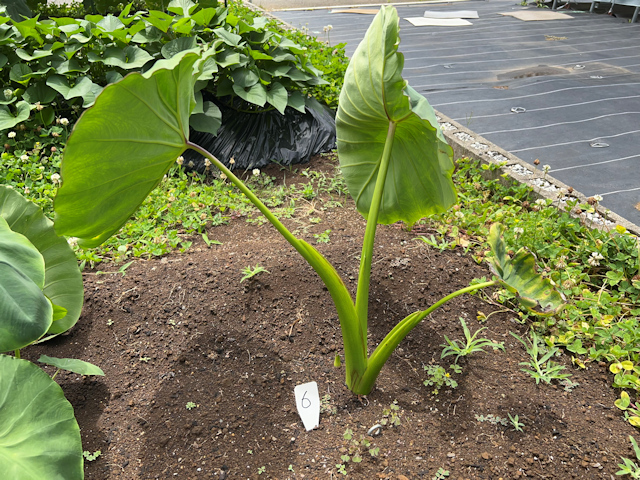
[301, 390, 311, 409]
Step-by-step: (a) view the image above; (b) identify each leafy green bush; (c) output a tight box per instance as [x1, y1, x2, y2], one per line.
[0, 0, 336, 135]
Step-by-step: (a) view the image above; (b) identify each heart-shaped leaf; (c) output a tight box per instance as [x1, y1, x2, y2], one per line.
[161, 36, 197, 59]
[487, 223, 565, 315]
[38, 355, 105, 376]
[335, 6, 456, 225]
[54, 52, 201, 247]
[266, 82, 287, 114]
[46, 75, 95, 100]
[233, 82, 266, 106]
[0, 355, 83, 479]
[22, 82, 57, 104]
[0, 101, 30, 130]
[168, 0, 196, 16]
[190, 100, 222, 135]
[101, 45, 154, 70]
[0, 185, 83, 335]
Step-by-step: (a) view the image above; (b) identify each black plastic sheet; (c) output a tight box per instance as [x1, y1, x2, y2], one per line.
[183, 97, 336, 173]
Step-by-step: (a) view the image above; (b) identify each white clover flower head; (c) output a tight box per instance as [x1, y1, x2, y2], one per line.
[176, 156, 184, 165]
[59, 118, 69, 126]
[51, 173, 61, 185]
[20, 154, 28, 162]
[220, 173, 227, 180]
[454, 211, 464, 219]
[187, 160, 194, 168]
[593, 195, 603, 202]
[323, 24, 333, 32]
[204, 158, 212, 167]
[543, 164, 551, 173]
[3, 89, 12, 99]
[252, 168, 260, 177]
[67, 237, 78, 247]
[23, 187, 30, 194]
[514, 227, 524, 235]
[7, 131, 16, 139]
[535, 198, 547, 206]
[35, 102, 44, 111]
[588, 251, 604, 266]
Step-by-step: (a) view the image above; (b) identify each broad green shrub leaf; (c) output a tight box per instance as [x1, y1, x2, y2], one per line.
[190, 101, 221, 135]
[233, 82, 266, 106]
[100, 45, 154, 70]
[266, 82, 287, 114]
[46, 75, 94, 100]
[9, 63, 32, 85]
[487, 223, 565, 315]
[54, 52, 201, 247]
[0, 355, 83, 479]
[16, 48, 52, 61]
[335, 6, 456, 225]
[162, 36, 197, 59]
[0, 101, 30, 130]
[23, 82, 57, 104]
[0, 186, 83, 334]
[146, 10, 174, 33]
[0, 216, 45, 288]
[0, 262, 51, 352]
[168, 0, 197, 16]
[96, 14, 125, 33]
[38, 355, 105, 376]
[287, 90, 306, 113]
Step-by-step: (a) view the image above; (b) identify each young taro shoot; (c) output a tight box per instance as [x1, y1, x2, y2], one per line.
[53, 6, 563, 395]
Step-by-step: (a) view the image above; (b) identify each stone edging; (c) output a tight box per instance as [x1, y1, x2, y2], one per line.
[437, 111, 640, 237]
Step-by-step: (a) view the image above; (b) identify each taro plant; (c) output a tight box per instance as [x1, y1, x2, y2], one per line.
[52, 6, 563, 395]
[0, 185, 103, 479]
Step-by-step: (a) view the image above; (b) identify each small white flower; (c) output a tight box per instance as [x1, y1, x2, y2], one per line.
[23, 187, 30, 194]
[323, 24, 333, 32]
[535, 199, 547, 206]
[20, 154, 28, 162]
[514, 227, 524, 235]
[229, 158, 235, 165]
[588, 251, 604, 267]
[543, 164, 551, 174]
[59, 118, 69, 126]
[220, 173, 227, 180]
[187, 160, 194, 168]
[3, 89, 12, 99]
[51, 173, 61, 185]
[252, 168, 260, 177]
[454, 211, 464, 219]
[593, 195, 603, 202]
[176, 156, 184, 165]
[7, 131, 16, 139]
[204, 158, 211, 167]
[67, 237, 78, 247]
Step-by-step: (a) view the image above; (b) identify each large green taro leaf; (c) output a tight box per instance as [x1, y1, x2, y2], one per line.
[0, 262, 52, 352]
[0, 355, 83, 479]
[487, 223, 565, 315]
[0, 186, 83, 335]
[335, 6, 456, 225]
[54, 51, 201, 247]
[0, 216, 45, 288]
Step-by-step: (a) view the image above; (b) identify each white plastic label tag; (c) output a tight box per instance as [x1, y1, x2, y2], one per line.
[294, 381, 320, 431]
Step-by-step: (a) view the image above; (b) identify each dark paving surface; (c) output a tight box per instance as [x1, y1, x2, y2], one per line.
[274, 0, 640, 226]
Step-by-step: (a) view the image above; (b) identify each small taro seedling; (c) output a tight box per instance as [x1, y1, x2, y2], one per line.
[53, 7, 563, 395]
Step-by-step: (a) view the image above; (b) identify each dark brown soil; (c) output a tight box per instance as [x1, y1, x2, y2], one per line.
[26, 155, 636, 479]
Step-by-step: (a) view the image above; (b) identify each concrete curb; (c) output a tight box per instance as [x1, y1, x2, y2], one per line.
[436, 111, 640, 237]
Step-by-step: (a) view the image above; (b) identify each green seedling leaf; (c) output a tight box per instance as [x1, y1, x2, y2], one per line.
[616, 391, 631, 410]
[54, 51, 202, 247]
[0, 186, 83, 335]
[38, 355, 105, 376]
[0, 355, 83, 479]
[335, 6, 456, 225]
[487, 223, 565, 315]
